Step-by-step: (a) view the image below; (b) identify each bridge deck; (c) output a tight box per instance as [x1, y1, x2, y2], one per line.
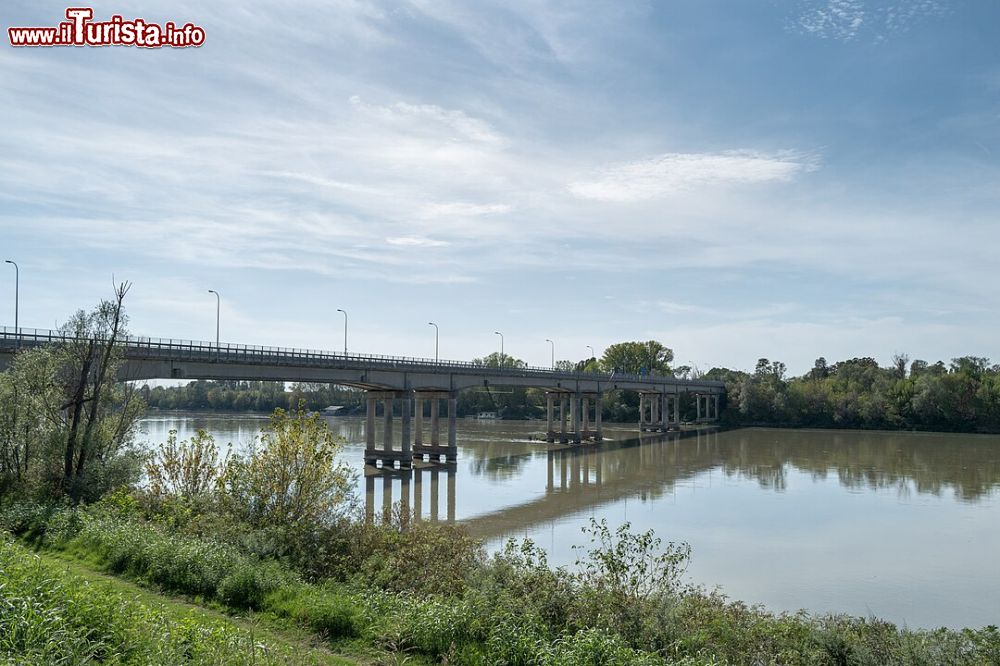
[0, 327, 725, 395]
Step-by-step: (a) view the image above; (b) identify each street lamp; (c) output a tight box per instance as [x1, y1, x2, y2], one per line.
[428, 322, 439, 362]
[545, 338, 554, 370]
[4, 260, 17, 344]
[207, 290, 220, 348]
[336, 309, 348, 354]
[494, 331, 504, 368]
[587, 345, 594, 359]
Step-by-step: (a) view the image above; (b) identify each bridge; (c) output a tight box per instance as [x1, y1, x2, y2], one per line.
[0, 327, 725, 468]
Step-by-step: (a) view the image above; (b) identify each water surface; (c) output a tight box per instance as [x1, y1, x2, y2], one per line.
[139, 412, 1000, 629]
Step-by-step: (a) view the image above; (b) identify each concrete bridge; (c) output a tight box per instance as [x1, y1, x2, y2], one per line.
[0, 327, 725, 468]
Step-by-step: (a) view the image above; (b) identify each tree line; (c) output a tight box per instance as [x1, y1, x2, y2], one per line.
[705, 354, 1000, 432]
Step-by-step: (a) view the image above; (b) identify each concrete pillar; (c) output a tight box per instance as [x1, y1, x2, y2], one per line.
[582, 397, 590, 434]
[696, 393, 702, 421]
[401, 394, 411, 458]
[713, 395, 719, 420]
[383, 396, 394, 452]
[639, 393, 646, 427]
[430, 396, 440, 446]
[595, 392, 603, 440]
[560, 395, 568, 441]
[447, 394, 457, 449]
[414, 396, 424, 446]
[366, 397, 376, 449]
[546, 393, 554, 441]
[661, 393, 669, 431]
[673, 392, 679, 426]
[652, 394, 659, 426]
[571, 394, 580, 443]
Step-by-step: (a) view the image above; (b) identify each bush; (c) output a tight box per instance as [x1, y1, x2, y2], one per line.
[0, 536, 311, 664]
[265, 583, 360, 638]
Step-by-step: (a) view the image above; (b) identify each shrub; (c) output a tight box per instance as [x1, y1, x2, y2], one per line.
[0, 536, 310, 664]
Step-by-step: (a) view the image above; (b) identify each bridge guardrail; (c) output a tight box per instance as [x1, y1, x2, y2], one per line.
[0, 327, 725, 389]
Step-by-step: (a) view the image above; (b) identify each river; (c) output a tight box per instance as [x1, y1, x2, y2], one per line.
[138, 411, 1000, 630]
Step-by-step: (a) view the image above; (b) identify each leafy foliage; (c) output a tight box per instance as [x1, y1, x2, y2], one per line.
[145, 429, 226, 503]
[219, 408, 354, 531]
[709, 354, 1000, 432]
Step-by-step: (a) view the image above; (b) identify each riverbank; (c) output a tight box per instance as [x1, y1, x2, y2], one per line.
[2, 499, 998, 666]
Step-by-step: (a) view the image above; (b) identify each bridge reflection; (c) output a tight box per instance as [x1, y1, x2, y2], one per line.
[362, 428, 719, 525]
[363, 426, 1000, 537]
[364, 464, 457, 522]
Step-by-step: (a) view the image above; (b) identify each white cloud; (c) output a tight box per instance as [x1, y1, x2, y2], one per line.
[568, 151, 816, 203]
[419, 202, 512, 217]
[385, 236, 449, 247]
[794, 0, 947, 42]
[797, 0, 866, 41]
[349, 96, 505, 145]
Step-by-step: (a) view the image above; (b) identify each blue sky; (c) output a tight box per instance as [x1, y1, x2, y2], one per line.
[2, 0, 998, 374]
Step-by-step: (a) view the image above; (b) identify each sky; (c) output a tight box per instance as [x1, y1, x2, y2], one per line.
[2, 0, 999, 375]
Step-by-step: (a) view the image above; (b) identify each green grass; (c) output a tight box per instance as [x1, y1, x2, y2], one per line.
[5, 502, 1000, 666]
[0, 536, 355, 665]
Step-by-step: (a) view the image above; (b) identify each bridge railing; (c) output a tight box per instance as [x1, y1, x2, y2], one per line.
[0, 327, 725, 389]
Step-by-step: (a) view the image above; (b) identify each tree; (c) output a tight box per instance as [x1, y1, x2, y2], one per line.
[473, 351, 526, 370]
[145, 429, 227, 502]
[220, 408, 353, 530]
[808, 357, 830, 380]
[56, 281, 142, 500]
[600, 341, 673, 376]
[0, 347, 61, 496]
[0, 289, 144, 501]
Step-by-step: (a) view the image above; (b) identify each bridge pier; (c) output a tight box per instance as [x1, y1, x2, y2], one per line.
[640, 392, 660, 432]
[364, 391, 413, 469]
[559, 394, 568, 443]
[546, 391, 602, 444]
[693, 393, 720, 422]
[413, 391, 458, 463]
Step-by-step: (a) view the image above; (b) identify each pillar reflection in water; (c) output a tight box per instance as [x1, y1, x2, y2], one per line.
[364, 464, 456, 524]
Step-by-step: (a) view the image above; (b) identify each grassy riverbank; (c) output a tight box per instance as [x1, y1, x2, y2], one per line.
[2, 499, 998, 666]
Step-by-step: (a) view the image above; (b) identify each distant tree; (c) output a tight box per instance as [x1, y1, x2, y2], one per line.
[892, 353, 909, 379]
[808, 357, 830, 380]
[473, 351, 525, 370]
[601, 341, 673, 375]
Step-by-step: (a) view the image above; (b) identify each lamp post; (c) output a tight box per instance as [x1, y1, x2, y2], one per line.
[337, 309, 348, 354]
[207, 290, 220, 348]
[494, 331, 504, 368]
[428, 322, 439, 362]
[545, 338, 554, 370]
[4, 260, 17, 346]
[587, 345, 594, 359]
